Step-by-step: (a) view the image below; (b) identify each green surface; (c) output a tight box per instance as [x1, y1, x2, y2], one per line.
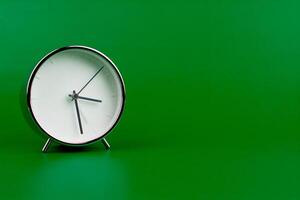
[1, 0, 300, 199]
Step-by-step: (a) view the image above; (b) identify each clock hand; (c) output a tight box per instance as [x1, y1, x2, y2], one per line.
[77, 95, 102, 103]
[73, 90, 83, 134]
[77, 66, 104, 95]
[68, 94, 102, 103]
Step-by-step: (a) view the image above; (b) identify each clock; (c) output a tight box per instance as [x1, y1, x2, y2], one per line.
[27, 46, 126, 152]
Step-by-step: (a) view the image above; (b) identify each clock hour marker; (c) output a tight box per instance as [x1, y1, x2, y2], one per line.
[105, 114, 112, 118]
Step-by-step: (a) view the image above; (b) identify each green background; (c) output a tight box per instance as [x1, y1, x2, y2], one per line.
[1, 0, 300, 199]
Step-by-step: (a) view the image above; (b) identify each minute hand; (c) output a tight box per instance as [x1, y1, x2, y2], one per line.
[77, 66, 104, 95]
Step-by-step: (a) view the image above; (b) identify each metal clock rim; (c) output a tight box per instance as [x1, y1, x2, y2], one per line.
[26, 45, 126, 146]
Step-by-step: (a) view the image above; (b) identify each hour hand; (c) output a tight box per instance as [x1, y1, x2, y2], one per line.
[77, 96, 102, 103]
[68, 94, 102, 103]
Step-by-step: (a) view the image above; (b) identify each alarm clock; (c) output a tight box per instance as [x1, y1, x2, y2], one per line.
[27, 46, 126, 152]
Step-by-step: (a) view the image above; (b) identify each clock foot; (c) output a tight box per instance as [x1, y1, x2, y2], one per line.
[42, 138, 51, 153]
[101, 138, 110, 150]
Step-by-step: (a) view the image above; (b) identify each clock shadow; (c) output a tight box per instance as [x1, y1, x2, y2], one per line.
[48, 136, 163, 153]
[49, 144, 103, 153]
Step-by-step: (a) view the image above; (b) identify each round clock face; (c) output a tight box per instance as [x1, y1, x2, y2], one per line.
[27, 46, 125, 145]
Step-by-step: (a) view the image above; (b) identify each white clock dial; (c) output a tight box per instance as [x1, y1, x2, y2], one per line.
[27, 46, 125, 145]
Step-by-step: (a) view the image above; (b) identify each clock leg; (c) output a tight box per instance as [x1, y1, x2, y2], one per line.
[101, 138, 110, 150]
[42, 138, 51, 153]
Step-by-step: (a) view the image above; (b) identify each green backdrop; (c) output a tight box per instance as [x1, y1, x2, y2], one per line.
[1, 0, 300, 199]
